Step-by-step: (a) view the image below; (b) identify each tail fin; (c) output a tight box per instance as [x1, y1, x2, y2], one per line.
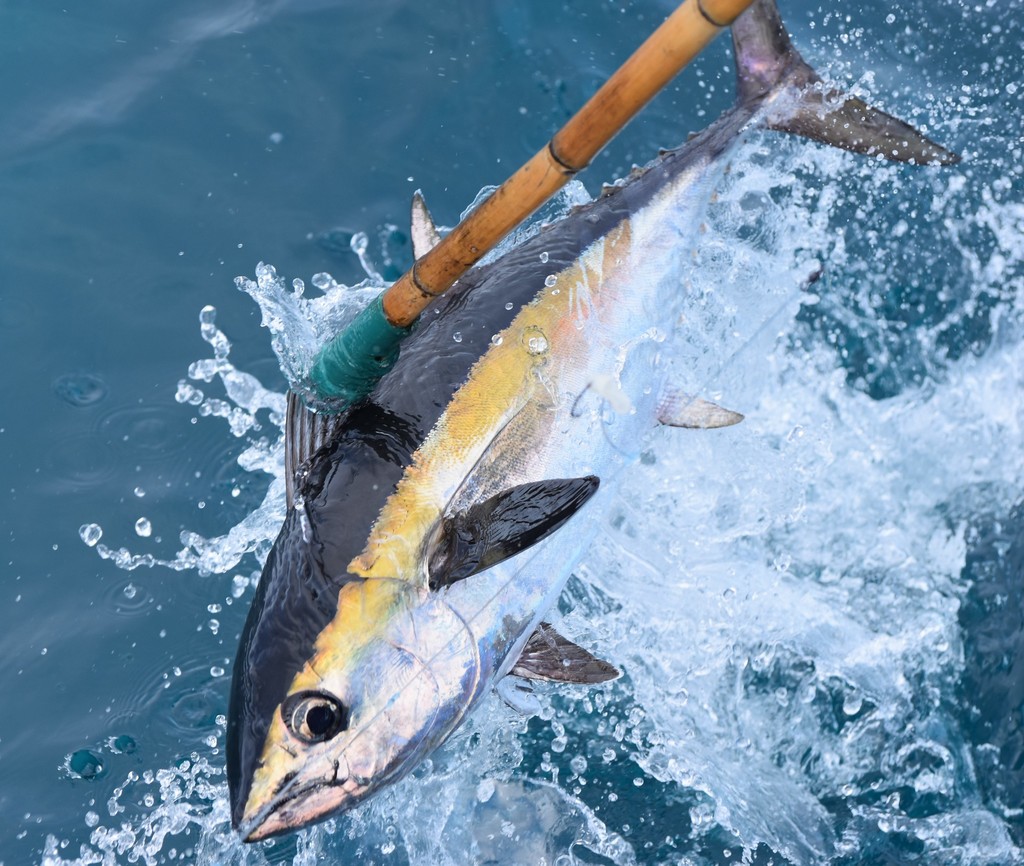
[732, 0, 960, 166]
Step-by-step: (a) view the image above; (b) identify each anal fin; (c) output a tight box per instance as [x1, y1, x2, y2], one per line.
[510, 622, 619, 684]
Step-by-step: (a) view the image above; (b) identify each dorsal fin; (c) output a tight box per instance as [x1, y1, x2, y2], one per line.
[410, 191, 441, 259]
[732, 0, 959, 165]
[284, 390, 344, 509]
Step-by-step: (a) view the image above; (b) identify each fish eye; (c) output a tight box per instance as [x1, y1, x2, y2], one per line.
[282, 691, 349, 744]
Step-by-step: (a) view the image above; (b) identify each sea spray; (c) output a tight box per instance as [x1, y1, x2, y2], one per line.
[62, 140, 1024, 864]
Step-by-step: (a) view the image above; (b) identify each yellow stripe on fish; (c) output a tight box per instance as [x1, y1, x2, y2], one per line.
[348, 220, 632, 583]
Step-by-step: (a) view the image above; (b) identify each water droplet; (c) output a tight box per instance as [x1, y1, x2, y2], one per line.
[291, 277, 305, 296]
[53, 373, 108, 407]
[544, 274, 557, 288]
[109, 734, 137, 754]
[85, 811, 99, 828]
[134, 518, 152, 538]
[79, 524, 103, 547]
[133, 487, 145, 498]
[505, 302, 514, 311]
[68, 749, 105, 780]
[524, 327, 549, 356]
[491, 334, 503, 346]
[452, 332, 463, 343]
[476, 779, 496, 802]
[269, 131, 283, 144]
[123, 583, 137, 600]
[210, 666, 225, 678]
[311, 272, 333, 290]
[539, 251, 549, 263]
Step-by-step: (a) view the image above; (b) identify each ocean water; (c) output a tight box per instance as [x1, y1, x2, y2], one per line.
[1, 0, 1021, 864]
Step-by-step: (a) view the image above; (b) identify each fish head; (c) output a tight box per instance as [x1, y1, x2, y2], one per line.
[229, 564, 482, 841]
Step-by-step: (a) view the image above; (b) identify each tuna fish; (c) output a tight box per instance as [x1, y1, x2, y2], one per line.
[227, 0, 958, 840]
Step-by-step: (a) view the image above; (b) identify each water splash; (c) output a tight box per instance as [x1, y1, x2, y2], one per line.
[64, 129, 1024, 866]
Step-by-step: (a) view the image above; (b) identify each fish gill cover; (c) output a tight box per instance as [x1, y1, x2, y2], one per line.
[27, 6, 1024, 866]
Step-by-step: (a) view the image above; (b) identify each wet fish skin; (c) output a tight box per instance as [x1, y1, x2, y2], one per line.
[227, 0, 958, 841]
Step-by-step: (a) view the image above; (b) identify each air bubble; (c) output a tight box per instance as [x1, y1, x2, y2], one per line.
[135, 518, 152, 538]
[544, 275, 557, 288]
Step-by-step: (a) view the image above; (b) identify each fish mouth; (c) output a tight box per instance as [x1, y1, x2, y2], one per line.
[237, 769, 368, 842]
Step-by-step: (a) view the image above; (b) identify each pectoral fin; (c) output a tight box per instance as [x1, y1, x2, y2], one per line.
[284, 390, 344, 509]
[410, 191, 441, 259]
[658, 392, 744, 429]
[428, 476, 599, 590]
[510, 622, 619, 684]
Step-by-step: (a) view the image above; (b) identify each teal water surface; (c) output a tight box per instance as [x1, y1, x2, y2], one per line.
[1, 1, 1022, 864]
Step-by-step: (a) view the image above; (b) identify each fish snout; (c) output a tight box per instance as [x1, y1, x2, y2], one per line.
[238, 751, 353, 842]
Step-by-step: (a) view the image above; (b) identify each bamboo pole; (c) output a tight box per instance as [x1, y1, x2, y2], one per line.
[311, 0, 756, 404]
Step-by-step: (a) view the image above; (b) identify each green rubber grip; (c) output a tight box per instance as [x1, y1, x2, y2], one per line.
[309, 294, 412, 405]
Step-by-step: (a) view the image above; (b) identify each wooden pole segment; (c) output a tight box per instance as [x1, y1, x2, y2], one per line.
[381, 0, 756, 328]
[310, 0, 755, 404]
